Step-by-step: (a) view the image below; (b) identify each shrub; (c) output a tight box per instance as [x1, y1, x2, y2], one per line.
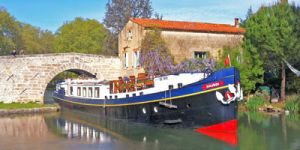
[285, 95, 300, 113]
[246, 96, 266, 111]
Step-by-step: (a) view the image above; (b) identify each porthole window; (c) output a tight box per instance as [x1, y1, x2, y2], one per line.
[186, 104, 191, 108]
[153, 107, 158, 113]
[142, 108, 146, 114]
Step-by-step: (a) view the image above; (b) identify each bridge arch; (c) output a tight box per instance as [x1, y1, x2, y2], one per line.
[0, 53, 121, 104]
[41, 63, 105, 102]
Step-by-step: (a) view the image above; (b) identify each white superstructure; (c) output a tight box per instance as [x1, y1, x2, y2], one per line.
[56, 73, 206, 100]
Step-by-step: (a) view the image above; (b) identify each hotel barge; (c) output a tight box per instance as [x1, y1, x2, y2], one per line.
[53, 67, 242, 129]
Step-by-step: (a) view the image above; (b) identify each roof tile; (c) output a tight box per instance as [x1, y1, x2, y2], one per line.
[130, 18, 245, 34]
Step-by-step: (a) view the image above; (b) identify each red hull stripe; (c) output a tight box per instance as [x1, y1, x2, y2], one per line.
[195, 119, 238, 146]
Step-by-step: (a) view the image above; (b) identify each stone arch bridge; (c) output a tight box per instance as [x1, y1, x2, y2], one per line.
[0, 53, 121, 104]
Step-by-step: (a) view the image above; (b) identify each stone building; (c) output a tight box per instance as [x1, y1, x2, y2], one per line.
[118, 18, 245, 76]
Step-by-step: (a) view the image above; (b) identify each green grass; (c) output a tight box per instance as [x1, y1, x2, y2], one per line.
[285, 95, 300, 113]
[0, 102, 56, 110]
[245, 96, 266, 111]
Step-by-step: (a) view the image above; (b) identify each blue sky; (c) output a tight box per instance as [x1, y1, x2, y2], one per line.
[0, 0, 299, 32]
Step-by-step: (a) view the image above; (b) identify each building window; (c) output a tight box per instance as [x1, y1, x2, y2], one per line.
[127, 30, 133, 41]
[124, 52, 129, 68]
[133, 51, 140, 68]
[194, 51, 208, 59]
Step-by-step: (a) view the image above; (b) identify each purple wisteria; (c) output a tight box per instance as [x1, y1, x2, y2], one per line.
[173, 58, 216, 74]
[140, 48, 216, 75]
[140, 47, 175, 75]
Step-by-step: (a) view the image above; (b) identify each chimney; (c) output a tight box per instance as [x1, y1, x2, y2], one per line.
[234, 18, 240, 28]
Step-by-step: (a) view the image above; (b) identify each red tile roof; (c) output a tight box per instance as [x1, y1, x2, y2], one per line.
[130, 18, 245, 34]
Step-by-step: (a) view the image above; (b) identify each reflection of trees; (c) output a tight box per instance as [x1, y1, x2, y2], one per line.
[239, 112, 300, 150]
[285, 114, 300, 130]
[238, 124, 267, 150]
[247, 112, 271, 128]
[0, 115, 51, 137]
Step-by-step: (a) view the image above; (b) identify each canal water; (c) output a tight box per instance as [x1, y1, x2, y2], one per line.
[0, 110, 299, 150]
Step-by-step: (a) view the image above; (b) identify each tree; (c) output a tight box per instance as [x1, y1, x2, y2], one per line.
[140, 30, 174, 75]
[0, 8, 21, 55]
[39, 30, 55, 53]
[54, 18, 108, 54]
[20, 24, 42, 54]
[243, 3, 299, 100]
[19, 24, 55, 54]
[103, 0, 153, 34]
[103, 0, 153, 54]
[217, 46, 264, 95]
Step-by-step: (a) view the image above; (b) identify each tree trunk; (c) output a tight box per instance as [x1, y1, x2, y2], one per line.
[281, 61, 286, 101]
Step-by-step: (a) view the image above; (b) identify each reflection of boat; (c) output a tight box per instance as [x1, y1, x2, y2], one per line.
[53, 68, 242, 131]
[44, 110, 238, 149]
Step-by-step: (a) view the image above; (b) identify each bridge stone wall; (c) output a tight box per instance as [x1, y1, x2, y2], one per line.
[0, 53, 121, 104]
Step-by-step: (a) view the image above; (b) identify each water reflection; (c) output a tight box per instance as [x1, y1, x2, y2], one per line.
[0, 115, 52, 137]
[57, 119, 115, 143]
[238, 112, 300, 150]
[46, 110, 236, 150]
[0, 111, 300, 150]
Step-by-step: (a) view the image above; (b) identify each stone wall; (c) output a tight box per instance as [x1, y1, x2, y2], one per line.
[0, 53, 121, 104]
[162, 31, 243, 63]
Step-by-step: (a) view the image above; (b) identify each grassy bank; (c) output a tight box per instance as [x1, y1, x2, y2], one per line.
[239, 93, 300, 114]
[0, 102, 57, 110]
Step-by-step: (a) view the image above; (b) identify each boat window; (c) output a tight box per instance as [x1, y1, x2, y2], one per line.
[77, 87, 81, 96]
[88, 87, 93, 98]
[115, 95, 118, 99]
[109, 96, 112, 99]
[94, 87, 100, 98]
[83, 87, 87, 97]
[139, 92, 143, 96]
[178, 83, 183, 88]
[70, 87, 74, 95]
[133, 93, 136, 97]
[126, 94, 129, 98]
[169, 85, 174, 90]
[105, 96, 108, 99]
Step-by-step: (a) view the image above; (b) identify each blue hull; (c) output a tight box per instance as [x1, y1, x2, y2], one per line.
[53, 67, 240, 127]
